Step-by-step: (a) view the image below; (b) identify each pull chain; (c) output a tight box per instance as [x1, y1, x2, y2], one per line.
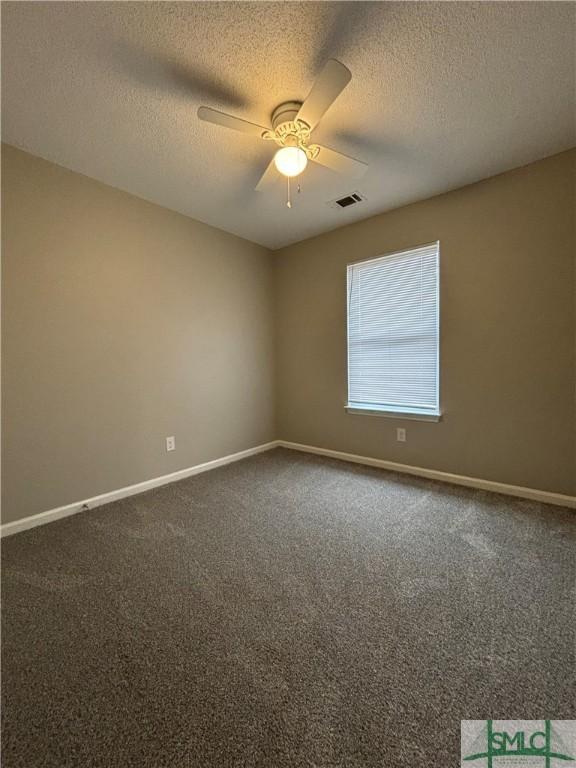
[286, 178, 301, 208]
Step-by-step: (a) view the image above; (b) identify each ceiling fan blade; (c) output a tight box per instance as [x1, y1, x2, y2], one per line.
[197, 107, 268, 137]
[312, 144, 368, 178]
[296, 59, 351, 130]
[255, 157, 279, 191]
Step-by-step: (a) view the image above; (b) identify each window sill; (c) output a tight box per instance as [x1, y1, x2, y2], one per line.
[345, 405, 442, 422]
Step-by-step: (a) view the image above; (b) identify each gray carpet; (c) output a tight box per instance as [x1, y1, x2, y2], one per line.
[1, 447, 574, 767]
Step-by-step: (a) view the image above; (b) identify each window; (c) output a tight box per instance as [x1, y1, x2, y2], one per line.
[347, 242, 440, 420]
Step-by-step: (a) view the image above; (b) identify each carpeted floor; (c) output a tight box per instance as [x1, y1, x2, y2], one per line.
[1, 447, 574, 767]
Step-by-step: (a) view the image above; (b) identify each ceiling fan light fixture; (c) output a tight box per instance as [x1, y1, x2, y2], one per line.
[274, 146, 308, 178]
[198, 60, 367, 196]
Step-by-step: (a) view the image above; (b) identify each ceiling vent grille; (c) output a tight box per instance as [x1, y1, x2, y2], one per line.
[328, 191, 366, 210]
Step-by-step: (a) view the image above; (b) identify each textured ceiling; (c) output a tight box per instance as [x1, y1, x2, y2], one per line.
[2, 2, 575, 249]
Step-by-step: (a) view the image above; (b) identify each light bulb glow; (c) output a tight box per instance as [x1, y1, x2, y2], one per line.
[274, 146, 308, 178]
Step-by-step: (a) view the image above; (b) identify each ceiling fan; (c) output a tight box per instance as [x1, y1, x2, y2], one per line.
[198, 59, 368, 206]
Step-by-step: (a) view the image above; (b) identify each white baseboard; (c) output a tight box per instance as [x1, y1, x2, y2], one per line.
[0, 441, 281, 538]
[3, 438, 573, 537]
[278, 441, 576, 509]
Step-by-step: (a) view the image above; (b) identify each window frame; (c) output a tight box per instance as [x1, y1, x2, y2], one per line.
[346, 242, 441, 422]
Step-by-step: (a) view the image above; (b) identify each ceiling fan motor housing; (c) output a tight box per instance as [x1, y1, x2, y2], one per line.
[266, 101, 319, 159]
[271, 101, 303, 130]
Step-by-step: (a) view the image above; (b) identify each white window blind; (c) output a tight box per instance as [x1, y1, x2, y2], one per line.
[347, 242, 440, 417]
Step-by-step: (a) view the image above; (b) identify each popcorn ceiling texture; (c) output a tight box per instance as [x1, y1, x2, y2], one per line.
[2, 449, 575, 767]
[2, 1, 575, 249]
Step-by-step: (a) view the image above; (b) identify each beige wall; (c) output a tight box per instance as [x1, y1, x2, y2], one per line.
[2, 146, 574, 526]
[275, 150, 576, 496]
[1, 145, 275, 523]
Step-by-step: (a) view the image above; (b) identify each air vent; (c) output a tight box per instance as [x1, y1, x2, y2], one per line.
[328, 191, 366, 210]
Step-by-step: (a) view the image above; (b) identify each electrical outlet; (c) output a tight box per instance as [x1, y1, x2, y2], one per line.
[396, 428, 406, 442]
[166, 436, 175, 452]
